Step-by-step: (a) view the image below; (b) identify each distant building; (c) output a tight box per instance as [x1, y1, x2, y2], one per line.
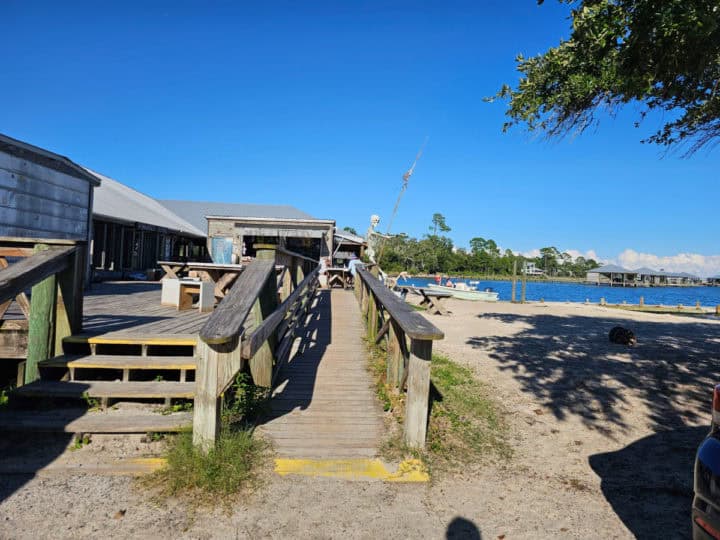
[88, 171, 206, 279]
[522, 262, 544, 276]
[586, 264, 701, 287]
[159, 200, 335, 263]
[333, 230, 366, 265]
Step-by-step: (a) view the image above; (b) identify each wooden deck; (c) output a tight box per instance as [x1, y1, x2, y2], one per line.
[258, 289, 385, 458]
[82, 281, 211, 336]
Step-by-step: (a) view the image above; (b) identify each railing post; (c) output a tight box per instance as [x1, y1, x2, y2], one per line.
[25, 244, 56, 383]
[387, 320, 403, 387]
[404, 338, 432, 449]
[54, 247, 84, 355]
[250, 246, 279, 387]
[193, 340, 224, 452]
[368, 291, 378, 342]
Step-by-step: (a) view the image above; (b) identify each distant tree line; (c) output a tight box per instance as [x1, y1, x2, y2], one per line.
[376, 213, 599, 278]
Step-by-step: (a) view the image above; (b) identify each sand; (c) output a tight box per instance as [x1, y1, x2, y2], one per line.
[1, 298, 716, 539]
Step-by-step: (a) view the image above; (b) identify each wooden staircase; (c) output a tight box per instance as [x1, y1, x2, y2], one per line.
[1, 332, 197, 434]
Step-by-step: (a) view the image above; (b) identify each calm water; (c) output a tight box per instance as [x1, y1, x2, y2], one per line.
[401, 277, 720, 307]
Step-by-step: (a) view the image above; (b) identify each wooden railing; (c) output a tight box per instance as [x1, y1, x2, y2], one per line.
[193, 247, 319, 451]
[0, 244, 85, 384]
[354, 266, 444, 449]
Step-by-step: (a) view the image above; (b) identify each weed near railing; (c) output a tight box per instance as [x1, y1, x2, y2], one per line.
[148, 371, 271, 501]
[367, 336, 511, 472]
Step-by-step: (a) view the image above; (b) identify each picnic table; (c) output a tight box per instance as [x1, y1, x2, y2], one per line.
[326, 267, 352, 289]
[408, 286, 452, 315]
[158, 261, 244, 299]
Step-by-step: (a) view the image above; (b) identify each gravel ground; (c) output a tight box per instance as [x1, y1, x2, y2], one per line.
[1, 299, 716, 539]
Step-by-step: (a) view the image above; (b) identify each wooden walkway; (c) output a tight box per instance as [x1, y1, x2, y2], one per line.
[258, 289, 385, 458]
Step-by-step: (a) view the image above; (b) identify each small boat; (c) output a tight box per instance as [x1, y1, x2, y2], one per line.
[429, 283, 499, 301]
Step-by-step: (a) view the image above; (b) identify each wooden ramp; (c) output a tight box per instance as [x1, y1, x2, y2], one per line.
[258, 289, 385, 458]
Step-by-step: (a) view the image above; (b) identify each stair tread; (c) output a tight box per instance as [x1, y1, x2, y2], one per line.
[15, 380, 195, 399]
[41, 355, 196, 370]
[63, 333, 198, 346]
[0, 409, 191, 433]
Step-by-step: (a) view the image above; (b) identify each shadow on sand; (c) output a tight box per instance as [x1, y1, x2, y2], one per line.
[466, 311, 719, 435]
[590, 425, 705, 539]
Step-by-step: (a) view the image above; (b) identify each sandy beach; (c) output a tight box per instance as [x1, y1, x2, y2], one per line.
[1, 298, 717, 539]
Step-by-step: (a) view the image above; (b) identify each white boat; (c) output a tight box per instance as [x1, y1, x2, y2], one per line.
[429, 283, 499, 301]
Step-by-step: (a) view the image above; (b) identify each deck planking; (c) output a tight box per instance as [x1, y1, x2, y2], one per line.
[82, 281, 211, 336]
[258, 289, 385, 459]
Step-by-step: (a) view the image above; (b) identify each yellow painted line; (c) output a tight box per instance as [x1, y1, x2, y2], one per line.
[62, 361, 196, 370]
[64, 336, 197, 346]
[274, 458, 429, 482]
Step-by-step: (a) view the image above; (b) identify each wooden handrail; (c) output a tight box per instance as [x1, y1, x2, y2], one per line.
[193, 251, 320, 452]
[355, 266, 444, 450]
[198, 259, 275, 345]
[0, 245, 77, 305]
[241, 268, 319, 359]
[357, 267, 443, 341]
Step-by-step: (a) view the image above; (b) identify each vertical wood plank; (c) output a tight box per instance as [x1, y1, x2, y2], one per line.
[368, 292, 378, 342]
[249, 248, 278, 388]
[26, 244, 56, 383]
[387, 319, 400, 386]
[193, 339, 223, 452]
[404, 338, 432, 449]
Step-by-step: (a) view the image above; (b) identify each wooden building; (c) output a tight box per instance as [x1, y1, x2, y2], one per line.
[88, 171, 207, 280]
[159, 200, 335, 263]
[0, 133, 99, 362]
[333, 230, 366, 265]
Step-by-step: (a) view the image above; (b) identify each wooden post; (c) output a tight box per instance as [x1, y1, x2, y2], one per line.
[249, 246, 279, 387]
[639, 296, 644, 307]
[511, 259, 517, 303]
[54, 248, 84, 355]
[388, 320, 405, 389]
[368, 292, 378, 342]
[26, 244, 57, 383]
[404, 338, 432, 449]
[280, 266, 292, 302]
[520, 274, 527, 304]
[193, 340, 226, 452]
[600, 297, 606, 306]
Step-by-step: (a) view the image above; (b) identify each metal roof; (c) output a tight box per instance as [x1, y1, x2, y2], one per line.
[158, 200, 318, 233]
[335, 231, 366, 244]
[86, 169, 206, 237]
[0, 133, 101, 186]
[632, 267, 662, 276]
[588, 264, 632, 274]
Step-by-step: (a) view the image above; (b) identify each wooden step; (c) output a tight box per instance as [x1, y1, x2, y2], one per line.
[63, 333, 198, 347]
[15, 380, 195, 399]
[0, 409, 191, 433]
[40, 355, 197, 371]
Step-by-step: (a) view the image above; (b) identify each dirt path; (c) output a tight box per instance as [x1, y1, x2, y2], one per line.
[2, 299, 716, 538]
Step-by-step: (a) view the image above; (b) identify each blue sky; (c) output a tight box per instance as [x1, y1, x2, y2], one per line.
[4, 2, 719, 273]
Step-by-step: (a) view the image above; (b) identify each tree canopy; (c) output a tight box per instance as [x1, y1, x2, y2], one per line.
[494, 0, 720, 154]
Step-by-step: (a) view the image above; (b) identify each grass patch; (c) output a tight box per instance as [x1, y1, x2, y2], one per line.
[367, 337, 511, 472]
[153, 428, 267, 499]
[426, 353, 512, 467]
[147, 371, 270, 502]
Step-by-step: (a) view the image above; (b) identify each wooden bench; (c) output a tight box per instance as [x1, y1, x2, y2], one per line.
[161, 278, 214, 312]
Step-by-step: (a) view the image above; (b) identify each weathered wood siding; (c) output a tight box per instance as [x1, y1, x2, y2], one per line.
[0, 151, 91, 241]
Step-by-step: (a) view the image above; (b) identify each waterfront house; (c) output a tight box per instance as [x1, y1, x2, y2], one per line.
[585, 264, 637, 286]
[522, 262, 544, 276]
[586, 264, 701, 287]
